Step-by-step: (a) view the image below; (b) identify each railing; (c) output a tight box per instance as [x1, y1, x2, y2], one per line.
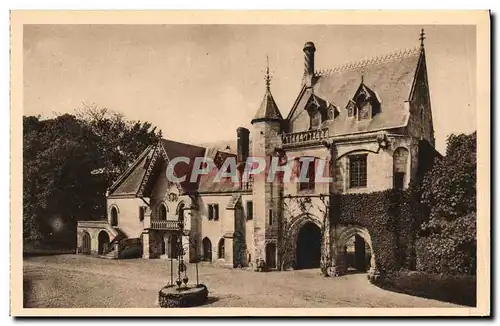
[150, 219, 180, 230]
[281, 128, 329, 147]
[241, 176, 254, 191]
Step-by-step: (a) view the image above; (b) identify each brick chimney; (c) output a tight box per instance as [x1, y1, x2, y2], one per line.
[302, 41, 316, 88]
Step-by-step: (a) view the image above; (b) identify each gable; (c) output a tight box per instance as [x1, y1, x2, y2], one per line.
[108, 146, 154, 197]
[407, 52, 435, 145]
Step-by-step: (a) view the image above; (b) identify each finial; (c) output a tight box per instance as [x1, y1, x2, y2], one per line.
[419, 28, 426, 49]
[264, 55, 272, 91]
[361, 69, 365, 84]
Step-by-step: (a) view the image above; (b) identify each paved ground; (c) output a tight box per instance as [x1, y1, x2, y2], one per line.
[23, 255, 462, 308]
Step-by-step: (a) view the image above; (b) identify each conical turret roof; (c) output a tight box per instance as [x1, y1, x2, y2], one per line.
[251, 88, 283, 124]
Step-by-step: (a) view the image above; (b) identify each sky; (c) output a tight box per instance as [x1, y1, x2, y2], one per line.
[24, 25, 476, 154]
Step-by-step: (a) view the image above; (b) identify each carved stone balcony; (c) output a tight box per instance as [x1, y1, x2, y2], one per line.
[150, 220, 180, 230]
[281, 128, 329, 148]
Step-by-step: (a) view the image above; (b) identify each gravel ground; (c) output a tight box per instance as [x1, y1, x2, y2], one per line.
[23, 254, 462, 308]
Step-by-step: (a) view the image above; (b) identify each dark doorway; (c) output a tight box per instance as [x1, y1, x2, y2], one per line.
[266, 243, 277, 269]
[296, 222, 321, 269]
[81, 231, 91, 254]
[354, 235, 367, 272]
[202, 237, 212, 262]
[345, 234, 371, 273]
[169, 234, 179, 258]
[160, 236, 166, 255]
[98, 231, 110, 255]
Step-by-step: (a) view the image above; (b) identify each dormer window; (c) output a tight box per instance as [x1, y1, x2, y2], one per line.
[346, 83, 381, 121]
[327, 105, 339, 120]
[306, 95, 328, 130]
[310, 110, 321, 129]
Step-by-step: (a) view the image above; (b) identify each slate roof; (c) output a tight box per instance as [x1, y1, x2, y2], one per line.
[108, 138, 245, 197]
[160, 139, 206, 193]
[288, 47, 423, 136]
[109, 145, 153, 196]
[251, 88, 283, 124]
[197, 149, 242, 193]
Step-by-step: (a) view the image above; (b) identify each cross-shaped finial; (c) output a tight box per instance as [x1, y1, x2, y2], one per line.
[264, 55, 272, 90]
[419, 28, 426, 49]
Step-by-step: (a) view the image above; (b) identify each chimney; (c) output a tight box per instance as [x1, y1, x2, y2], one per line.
[302, 41, 316, 87]
[236, 127, 250, 164]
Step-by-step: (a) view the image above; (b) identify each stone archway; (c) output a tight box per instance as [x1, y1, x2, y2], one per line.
[81, 231, 91, 254]
[282, 213, 324, 270]
[202, 237, 212, 262]
[98, 230, 110, 255]
[336, 225, 376, 275]
[296, 222, 322, 269]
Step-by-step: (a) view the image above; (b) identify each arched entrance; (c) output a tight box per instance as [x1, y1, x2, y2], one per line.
[337, 226, 375, 275]
[296, 222, 321, 269]
[218, 238, 225, 259]
[98, 231, 110, 255]
[81, 231, 91, 254]
[344, 234, 371, 273]
[266, 243, 277, 269]
[202, 237, 212, 262]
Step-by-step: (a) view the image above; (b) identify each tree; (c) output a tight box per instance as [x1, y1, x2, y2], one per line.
[23, 105, 162, 249]
[417, 132, 476, 274]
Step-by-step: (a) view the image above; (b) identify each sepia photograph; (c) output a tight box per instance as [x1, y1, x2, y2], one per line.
[10, 11, 490, 317]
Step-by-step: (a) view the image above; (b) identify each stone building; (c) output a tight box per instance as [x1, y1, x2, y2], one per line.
[77, 30, 436, 277]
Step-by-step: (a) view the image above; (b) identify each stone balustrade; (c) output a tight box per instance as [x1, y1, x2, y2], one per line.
[282, 128, 329, 147]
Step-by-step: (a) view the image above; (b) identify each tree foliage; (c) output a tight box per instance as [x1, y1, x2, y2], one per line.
[23, 104, 162, 248]
[417, 132, 477, 274]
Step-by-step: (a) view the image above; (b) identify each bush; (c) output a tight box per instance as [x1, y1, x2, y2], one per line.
[416, 214, 476, 275]
[374, 271, 476, 307]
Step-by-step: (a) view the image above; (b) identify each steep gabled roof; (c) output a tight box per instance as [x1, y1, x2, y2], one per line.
[108, 145, 154, 196]
[251, 88, 283, 124]
[287, 47, 423, 136]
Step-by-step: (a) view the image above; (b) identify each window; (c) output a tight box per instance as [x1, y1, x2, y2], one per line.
[349, 154, 367, 188]
[110, 206, 118, 226]
[208, 204, 219, 221]
[299, 158, 316, 191]
[310, 110, 321, 129]
[158, 203, 167, 220]
[269, 209, 273, 225]
[246, 201, 253, 220]
[393, 147, 409, 190]
[139, 206, 146, 221]
[358, 102, 371, 120]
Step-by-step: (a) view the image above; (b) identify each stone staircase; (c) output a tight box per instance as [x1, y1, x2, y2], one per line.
[100, 230, 142, 260]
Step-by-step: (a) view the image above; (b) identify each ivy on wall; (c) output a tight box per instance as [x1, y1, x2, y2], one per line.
[331, 185, 422, 275]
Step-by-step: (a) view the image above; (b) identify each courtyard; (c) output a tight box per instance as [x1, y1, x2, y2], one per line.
[23, 254, 462, 308]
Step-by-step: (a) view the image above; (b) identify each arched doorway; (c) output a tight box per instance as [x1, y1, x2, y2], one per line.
[202, 237, 212, 262]
[266, 243, 277, 269]
[81, 231, 91, 254]
[344, 234, 371, 273]
[98, 231, 110, 255]
[296, 222, 321, 269]
[159, 204, 167, 220]
[337, 226, 375, 275]
[218, 238, 225, 259]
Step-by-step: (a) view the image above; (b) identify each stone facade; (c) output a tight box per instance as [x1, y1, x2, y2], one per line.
[77, 33, 436, 278]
